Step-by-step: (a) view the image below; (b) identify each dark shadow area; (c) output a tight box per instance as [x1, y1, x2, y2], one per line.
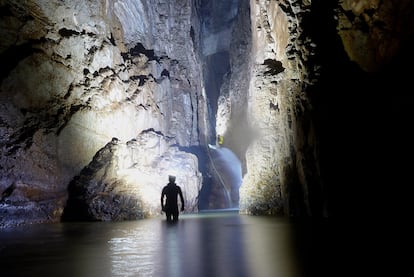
[305, 2, 409, 274]
[289, 218, 353, 277]
[0, 41, 40, 82]
[307, 0, 392, 219]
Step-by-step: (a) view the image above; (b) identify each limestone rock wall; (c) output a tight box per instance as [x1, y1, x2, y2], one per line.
[2, 0, 409, 226]
[237, 0, 414, 217]
[238, 0, 322, 216]
[62, 133, 201, 221]
[215, 0, 252, 172]
[0, 0, 204, 227]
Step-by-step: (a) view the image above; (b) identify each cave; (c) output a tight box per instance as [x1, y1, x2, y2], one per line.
[0, 0, 410, 276]
[0, 0, 410, 231]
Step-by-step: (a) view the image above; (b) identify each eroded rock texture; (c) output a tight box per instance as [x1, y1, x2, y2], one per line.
[1, 0, 411, 227]
[0, 0, 204, 227]
[237, 0, 321, 216]
[337, 0, 414, 72]
[62, 133, 201, 221]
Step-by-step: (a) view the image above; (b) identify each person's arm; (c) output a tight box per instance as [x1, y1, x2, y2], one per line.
[161, 189, 165, 211]
[179, 187, 185, 211]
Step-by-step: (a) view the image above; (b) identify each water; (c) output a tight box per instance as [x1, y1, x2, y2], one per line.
[0, 212, 342, 277]
[208, 145, 242, 208]
[208, 145, 242, 189]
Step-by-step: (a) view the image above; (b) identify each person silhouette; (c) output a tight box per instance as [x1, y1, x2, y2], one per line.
[161, 175, 185, 222]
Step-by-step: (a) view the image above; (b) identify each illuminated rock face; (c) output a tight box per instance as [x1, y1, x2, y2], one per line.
[236, 0, 321, 216]
[224, 0, 413, 217]
[62, 133, 201, 221]
[1, 0, 411, 227]
[0, 0, 205, 227]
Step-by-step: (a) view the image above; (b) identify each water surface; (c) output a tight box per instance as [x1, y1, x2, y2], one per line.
[0, 212, 337, 277]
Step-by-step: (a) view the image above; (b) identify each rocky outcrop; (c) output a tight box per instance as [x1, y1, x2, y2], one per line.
[0, 0, 205, 227]
[62, 133, 201, 221]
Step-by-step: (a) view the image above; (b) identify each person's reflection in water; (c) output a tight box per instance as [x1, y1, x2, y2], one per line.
[161, 175, 185, 222]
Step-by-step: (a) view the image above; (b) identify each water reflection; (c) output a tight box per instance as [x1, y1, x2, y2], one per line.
[108, 219, 162, 276]
[0, 212, 323, 277]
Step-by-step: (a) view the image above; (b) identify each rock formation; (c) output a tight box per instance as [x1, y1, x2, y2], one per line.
[0, 0, 205, 227]
[1, 0, 412, 227]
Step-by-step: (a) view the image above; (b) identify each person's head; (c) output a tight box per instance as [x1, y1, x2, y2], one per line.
[168, 175, 176, 183]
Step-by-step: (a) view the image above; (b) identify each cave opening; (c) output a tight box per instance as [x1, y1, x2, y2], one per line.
[195, 0, 244, 211]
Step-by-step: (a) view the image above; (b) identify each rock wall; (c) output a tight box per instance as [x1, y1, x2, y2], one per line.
[62, 133, 201, 221]
[238, 0, 321, 216]
[312, 0, 414, 218]
[236, 0, 413, 217]
[337, 0, 414, 72]
[2, 0, 410, 227]
[0, 0, 205, 227]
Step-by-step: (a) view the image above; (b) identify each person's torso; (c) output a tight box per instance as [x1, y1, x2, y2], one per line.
[164, 184, 180, 205]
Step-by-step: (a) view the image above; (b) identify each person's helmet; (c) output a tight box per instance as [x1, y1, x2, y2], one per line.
[168, 175, 176, 182]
